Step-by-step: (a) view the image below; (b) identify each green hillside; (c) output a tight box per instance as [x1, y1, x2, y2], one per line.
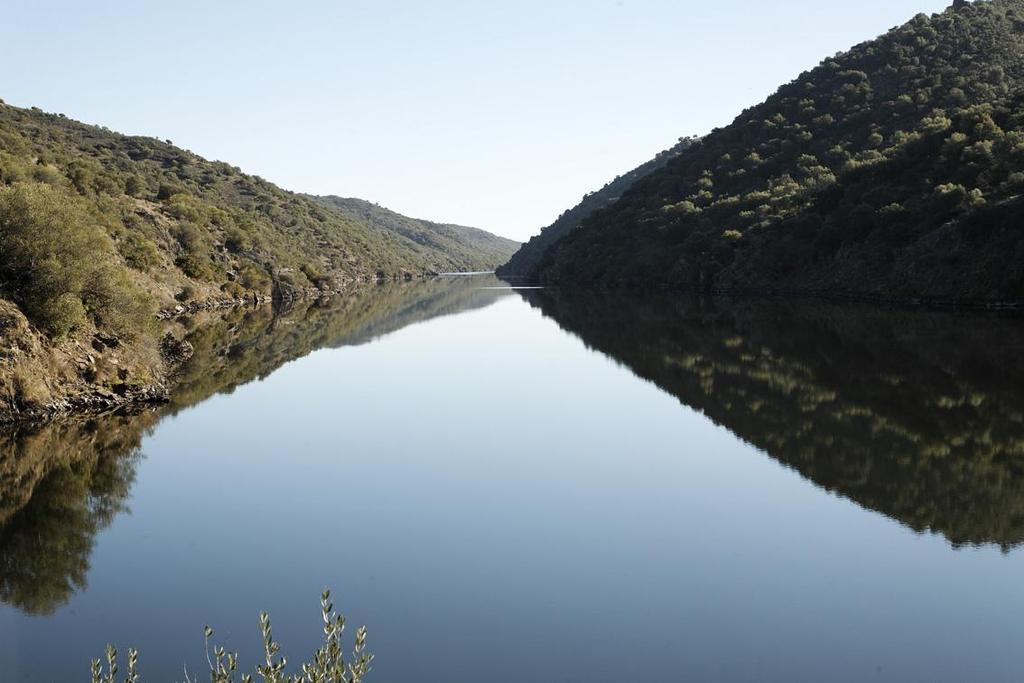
[312, 196, 519, 272]
[0, 101, 513, 340]
[0, 101, 514, 419]
[497, 137, 696, 277]
[530, 0, 1024, 305]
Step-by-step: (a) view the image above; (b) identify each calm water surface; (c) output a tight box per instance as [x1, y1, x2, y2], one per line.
[2, 275, 1024, 682]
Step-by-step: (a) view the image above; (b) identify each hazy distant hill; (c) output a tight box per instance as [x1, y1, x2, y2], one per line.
[530, 0, 1024, 305]
[312, 196, 519, 273]
[497, 137, 696, 277]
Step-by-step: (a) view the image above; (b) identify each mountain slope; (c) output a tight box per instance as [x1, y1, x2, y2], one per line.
[531, 0, 1024, 304]
[0, 101, 513, 419]
[0, 102, 516, 336]
[312, 196, 519, 272]
[497, 137, 696, 277]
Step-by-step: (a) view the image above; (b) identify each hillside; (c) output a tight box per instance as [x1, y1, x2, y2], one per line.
[0, 101, 512, 419]
[497, 137, 696, 277]
[530, 0, 1024, 305]
[312, 196, 519, 272]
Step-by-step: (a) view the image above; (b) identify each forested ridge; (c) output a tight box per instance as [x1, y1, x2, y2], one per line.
[312, 196, 519, 273]
[528, 0, 1024, 304]
[497, 137, 696, 276]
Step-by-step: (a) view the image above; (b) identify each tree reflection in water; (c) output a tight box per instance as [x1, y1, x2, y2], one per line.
[0, 277, 513, 615]
[522, 288, 1024, 550]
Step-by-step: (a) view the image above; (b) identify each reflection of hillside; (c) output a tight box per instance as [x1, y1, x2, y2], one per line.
[0, 415, 146, 614]
[0, 277, 510, 614]
[167, 276, 510, 411]
[522, 289, 1024, 549]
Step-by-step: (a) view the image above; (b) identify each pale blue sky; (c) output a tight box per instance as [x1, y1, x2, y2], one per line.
[2, 0, 952, 240]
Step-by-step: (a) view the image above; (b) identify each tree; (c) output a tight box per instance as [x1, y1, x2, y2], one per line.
[0, 183, 152, 337]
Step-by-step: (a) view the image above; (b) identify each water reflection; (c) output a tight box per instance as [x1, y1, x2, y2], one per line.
[520, 288, 1024, 549]
[0, 277, 512, 615]
[0, 416, 143, 615]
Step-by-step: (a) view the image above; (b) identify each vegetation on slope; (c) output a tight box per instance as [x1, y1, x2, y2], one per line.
[497, 137, 696, 277]
[0, 102, 512, 416]
[0, 102, 513, 332]
[523, 287, 1024, 549]
[313, 196, 519, 272]
[531, 0, 1024, 304]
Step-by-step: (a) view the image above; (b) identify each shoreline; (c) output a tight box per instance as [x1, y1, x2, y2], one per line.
[0, 273, 499, 427]
[7, 277, 1021, 427]
[520, 279, 1024, 314]
[0, 283, 364, 427]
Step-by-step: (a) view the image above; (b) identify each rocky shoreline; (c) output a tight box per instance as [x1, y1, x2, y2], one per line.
[1, 291, 318, 427]
[0, 275, 444, 427]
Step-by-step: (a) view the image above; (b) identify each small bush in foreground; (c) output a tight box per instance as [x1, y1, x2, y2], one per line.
[89, 590, 372, 683]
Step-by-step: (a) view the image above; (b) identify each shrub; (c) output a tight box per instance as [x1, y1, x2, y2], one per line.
[117, 231, 161, 271]
[124, 174, 146, 197]
[67, 159, 100, 195]
[176, 284, 197, 302]
[31, 164, 65, 187]
[176, 253, 214, 280]
[90, 590, 373, 683]
[0, 183, 152, 337]
[82, 264, 155, 340]
[156, 181, 186, 201]
[34, 292, 87, 339]
[663, 200, 699, 215]
[239, 263, 272, 293]
[301, 264, 332, 290]
[172, 222, 208, 253]
[165, 194, 209, 223]
[1002, 172, 1024, 193]
[226, 227, 252, 254]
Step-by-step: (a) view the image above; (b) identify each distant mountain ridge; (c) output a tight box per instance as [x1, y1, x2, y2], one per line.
[497, 136, 697, 277]
[525, 0, 1024, 305]
[312, 196, 519, 273]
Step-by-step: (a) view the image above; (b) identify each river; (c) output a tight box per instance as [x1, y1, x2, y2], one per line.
[2, 274, 1023, 682]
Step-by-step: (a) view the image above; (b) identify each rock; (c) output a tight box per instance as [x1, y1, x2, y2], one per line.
[160, 333, 194, 364]
[95, 332, 121, 349]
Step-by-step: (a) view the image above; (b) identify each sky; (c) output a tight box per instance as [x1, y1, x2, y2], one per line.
[2, 0, 953, 241]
